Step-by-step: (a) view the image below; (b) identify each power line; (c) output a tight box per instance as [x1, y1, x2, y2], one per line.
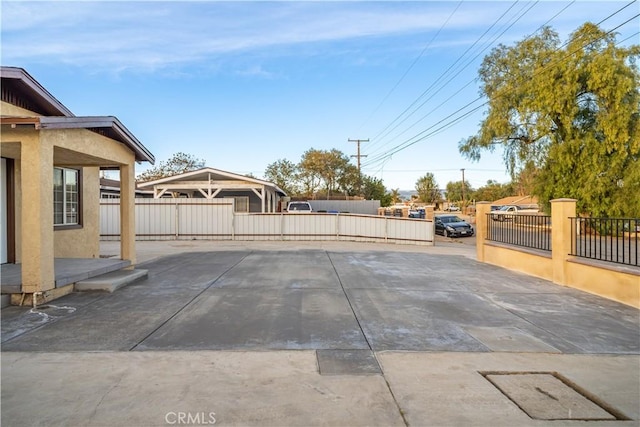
[366, 0, 524, 153]
[362, 4, 639, 169]
[367, 0, 542, 159]
[366, 0, 581, 159]
[355, 0, 464, 134]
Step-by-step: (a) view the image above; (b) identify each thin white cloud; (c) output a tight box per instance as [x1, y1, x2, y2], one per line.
[1, 2, 483, 71]
[236, 65, 279, 79]
[1, 1, 634, 73]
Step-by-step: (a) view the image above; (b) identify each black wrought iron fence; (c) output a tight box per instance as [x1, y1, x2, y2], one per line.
[571, 217, 639, 267]
[486, 213, 552, 251]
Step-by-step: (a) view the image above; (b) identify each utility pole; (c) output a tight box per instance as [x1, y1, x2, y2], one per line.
[349, 138, 369, 196]
[460, 168, 466, 214]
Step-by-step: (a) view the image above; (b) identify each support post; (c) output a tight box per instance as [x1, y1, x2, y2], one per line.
[551, 198, 577, 286]
[119, 163, 136, 265]
[21, 136, 55, 293]
[475, 202, 491, 262]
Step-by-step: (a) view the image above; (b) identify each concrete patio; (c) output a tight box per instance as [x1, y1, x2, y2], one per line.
[1, 240, 639, 426]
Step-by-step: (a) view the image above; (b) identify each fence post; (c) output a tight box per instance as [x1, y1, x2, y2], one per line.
[475, 202, 491, 262]
[425, 206, 434, 220]
[550, 198, 577, 286]
[174, 199, 179, 240]
[384, 216, 388, 242]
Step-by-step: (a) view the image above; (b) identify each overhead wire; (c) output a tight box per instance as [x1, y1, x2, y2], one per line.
[355, 0, 464, 135]
[366, 0, 578, 159]
[362, 1, 638, 171]
[366, 0, 541, 159]
[365, 0, 523, 154]
[362, 22, 639, 171]
[364, 10, 639, 168]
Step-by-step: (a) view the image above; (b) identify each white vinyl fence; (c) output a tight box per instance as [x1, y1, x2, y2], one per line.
[101, 199, 434, 245]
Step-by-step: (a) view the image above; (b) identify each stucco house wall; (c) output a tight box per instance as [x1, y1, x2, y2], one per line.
[1, 66, 154, 300]
[53, 166, 101, 258]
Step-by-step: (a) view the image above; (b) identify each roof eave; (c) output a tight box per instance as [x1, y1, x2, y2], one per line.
[39, 116, 155, 164]
[0, 66, 75, 117]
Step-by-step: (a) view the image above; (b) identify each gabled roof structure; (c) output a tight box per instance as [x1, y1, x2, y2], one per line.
[137, 167, 286, 212]
[492, 195, 539, 207]
[0, 67, 154, 164]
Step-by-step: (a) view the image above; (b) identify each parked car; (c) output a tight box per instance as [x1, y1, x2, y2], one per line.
[435, 215, 474, 237]
[286, 201, 313, 213]
[446, 204, 460, 212]
[490, 205, 538, 221]
[408, 209, 425, 218]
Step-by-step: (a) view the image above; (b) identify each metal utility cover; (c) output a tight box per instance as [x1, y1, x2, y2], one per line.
[317, 350, 382, 375]
[484, 373, 618, 421]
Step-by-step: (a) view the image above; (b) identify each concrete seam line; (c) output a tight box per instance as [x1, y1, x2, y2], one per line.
[128, 251, 254, 351]
[326, 251, 410, 427]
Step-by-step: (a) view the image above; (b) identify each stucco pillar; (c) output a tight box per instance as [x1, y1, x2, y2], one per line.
[120, 163, 136, 265]
[424, 206, 434, 220]
[551, 198, 576, 285]
[21, 135, 55, 293]
[475, 202, 491, 262]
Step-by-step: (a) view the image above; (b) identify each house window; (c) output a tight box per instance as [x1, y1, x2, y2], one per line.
[226, 196, 249, 213]
[54, 167, 81, 226]
[100, 192, 120, 199]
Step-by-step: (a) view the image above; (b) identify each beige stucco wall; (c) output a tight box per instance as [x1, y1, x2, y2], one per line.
[567, 262, 640, 308]
[53, 167, 100, 258]
[476, 199, 639, 308]
[1, 124, 140, 293]
[484, 244, 639, 308]
[0, 100, 40, 117]
[483, 243, 554, 281]
[45, 128, 135, 166]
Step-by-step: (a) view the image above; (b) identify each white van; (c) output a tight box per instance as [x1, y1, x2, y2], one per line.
[286, 201, 313, 213]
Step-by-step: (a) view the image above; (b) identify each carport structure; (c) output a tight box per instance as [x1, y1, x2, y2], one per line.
[136, 167, 286, 213]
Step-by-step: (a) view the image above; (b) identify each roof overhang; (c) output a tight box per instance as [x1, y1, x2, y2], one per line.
[1, 66, 154, 164]
[0, 66, 74, 117]
[1, 116, 155, 164]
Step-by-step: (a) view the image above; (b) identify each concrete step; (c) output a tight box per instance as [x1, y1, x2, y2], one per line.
[1, 294, 10, 309]
[75, 269, 148, 293]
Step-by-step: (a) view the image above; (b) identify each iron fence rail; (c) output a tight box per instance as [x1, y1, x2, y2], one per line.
[486, 213, 552, 251]
[571, 217, 639, 267]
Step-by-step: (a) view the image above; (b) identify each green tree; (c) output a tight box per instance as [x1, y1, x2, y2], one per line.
[445, 180, 473, 204]
[299, 148, 351, 198]
[459, 23, 640, 217]
[362, 175, 392, 206]
[337, 164, 361, 196]
[389, 188, 401, 205]
[415, 173, 441, 204]
[512, 161, 539, 197]
[136, 152, 205, 182]
[472, 180, 514, 202]
[264, 159, 299, 196]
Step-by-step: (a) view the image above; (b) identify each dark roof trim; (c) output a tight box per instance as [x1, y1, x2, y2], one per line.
[38, 116, 155, 164]
[0, 66, 74, 117]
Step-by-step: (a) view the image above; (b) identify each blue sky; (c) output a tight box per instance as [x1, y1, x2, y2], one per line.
[2, 1, 638, 191]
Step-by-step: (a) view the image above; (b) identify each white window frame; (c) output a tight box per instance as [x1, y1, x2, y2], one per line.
[54, 167, 80, 226]
[225, 196, 249, 213]
[100, 192, 120, 199]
